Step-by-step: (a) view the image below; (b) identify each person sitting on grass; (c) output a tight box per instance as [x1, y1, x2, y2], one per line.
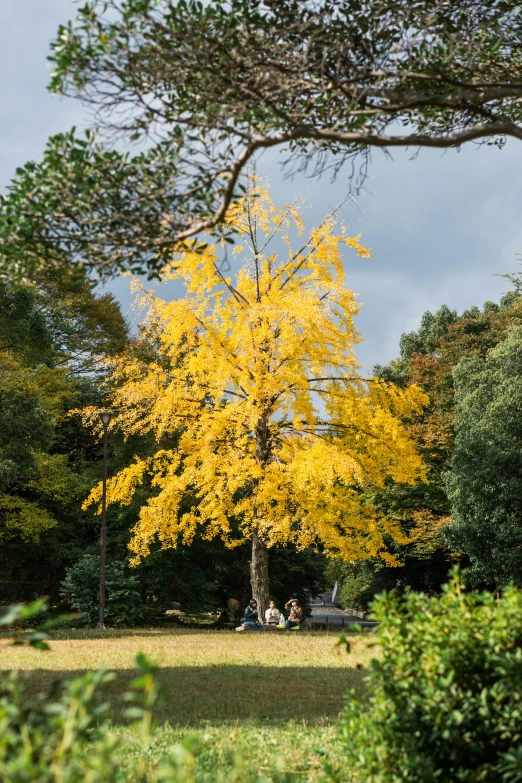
[264, 600, 282, 626]
[284, 598, 303, 631]
[236, 599, 263, 631]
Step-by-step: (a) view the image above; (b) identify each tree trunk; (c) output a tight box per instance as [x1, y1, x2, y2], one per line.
[251, 410, 271, 618]
[250, 532, 270, 619]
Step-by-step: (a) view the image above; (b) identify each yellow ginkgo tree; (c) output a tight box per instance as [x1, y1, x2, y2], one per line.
[84, 180, 428, 615]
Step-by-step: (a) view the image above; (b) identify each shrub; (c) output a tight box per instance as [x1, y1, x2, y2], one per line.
[60, 554, 147, 627]
[0, 668, 118, 783]
[0, 600, 116, 782]
[339, 572, 522, 782]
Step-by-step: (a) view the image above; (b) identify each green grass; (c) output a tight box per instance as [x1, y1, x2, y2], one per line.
[1, 627, 376, 780]
[113, 721, 348, 781]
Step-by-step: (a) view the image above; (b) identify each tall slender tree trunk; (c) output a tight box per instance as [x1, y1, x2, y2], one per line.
[251, 410, 271, 618]
[250, 531, 270, 619]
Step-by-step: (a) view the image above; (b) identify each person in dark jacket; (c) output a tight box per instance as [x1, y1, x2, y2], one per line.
[236, 599, 263, 631]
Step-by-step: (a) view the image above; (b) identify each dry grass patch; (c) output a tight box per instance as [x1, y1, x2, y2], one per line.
[0, 628, 375, 725]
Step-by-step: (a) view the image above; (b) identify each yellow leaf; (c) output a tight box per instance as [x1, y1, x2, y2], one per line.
[82, 175, 427, 567]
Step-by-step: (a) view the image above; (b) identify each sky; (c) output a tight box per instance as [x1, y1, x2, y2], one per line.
[2, 0, 522, 372]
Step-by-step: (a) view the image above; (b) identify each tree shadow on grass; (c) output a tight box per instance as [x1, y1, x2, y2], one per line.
[16, 664, 367, 726]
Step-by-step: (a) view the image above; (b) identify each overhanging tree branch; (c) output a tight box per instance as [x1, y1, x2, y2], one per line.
[1, 0, 522, 281]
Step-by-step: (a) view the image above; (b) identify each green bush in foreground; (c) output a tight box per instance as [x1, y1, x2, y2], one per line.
[339, 572, 522, 782]
[0, 669, 118, 783]
[0, 601, 116, 782]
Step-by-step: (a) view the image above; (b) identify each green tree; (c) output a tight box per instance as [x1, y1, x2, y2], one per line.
[0, 270, 128, 601]
[0, 272, 128, 374]
[34, 271, 128, 374]
[60, 554, 147, 626]
[0, 285, 51, 365]
[0, 357, 53, 491]
[445, 325, 522, 588]
[3, 0, 522, 280]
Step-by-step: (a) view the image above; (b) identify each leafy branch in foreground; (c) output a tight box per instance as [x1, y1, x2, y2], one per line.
[2, 0, 522, 281]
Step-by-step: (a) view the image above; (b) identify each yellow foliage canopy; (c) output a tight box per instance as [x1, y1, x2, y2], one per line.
[84, 181, 428, 565]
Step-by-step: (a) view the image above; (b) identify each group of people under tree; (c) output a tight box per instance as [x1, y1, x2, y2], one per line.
[236, 598, 303, 632]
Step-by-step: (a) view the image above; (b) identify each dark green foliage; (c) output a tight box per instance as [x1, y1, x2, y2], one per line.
[35, 270, 129, 374]
[131, 537, 325, 617]
[328, 547, 452, 613]
[0, 130, 187, 283]
[0, 274, 127, 373]
[340, 573, 522, 782]
[0, 376, 101, 602]
[336, 561, 386, 611]
[0, 284, 51, 365]
[445, 325, 522, 588]
[60, 554, 147, 627]
[136, 544, 231, 614]
[269, 546, 327, 618]
[0, 270, 130, 601]
[0, 386, 53, 493]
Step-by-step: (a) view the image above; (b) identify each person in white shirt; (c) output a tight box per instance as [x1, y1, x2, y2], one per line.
[264, 600, 282, 626]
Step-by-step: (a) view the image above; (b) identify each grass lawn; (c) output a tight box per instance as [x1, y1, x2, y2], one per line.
[0, 628, 376, 781]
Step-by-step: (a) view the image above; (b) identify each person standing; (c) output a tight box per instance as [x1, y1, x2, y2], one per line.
[284, 598, 302, 631]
